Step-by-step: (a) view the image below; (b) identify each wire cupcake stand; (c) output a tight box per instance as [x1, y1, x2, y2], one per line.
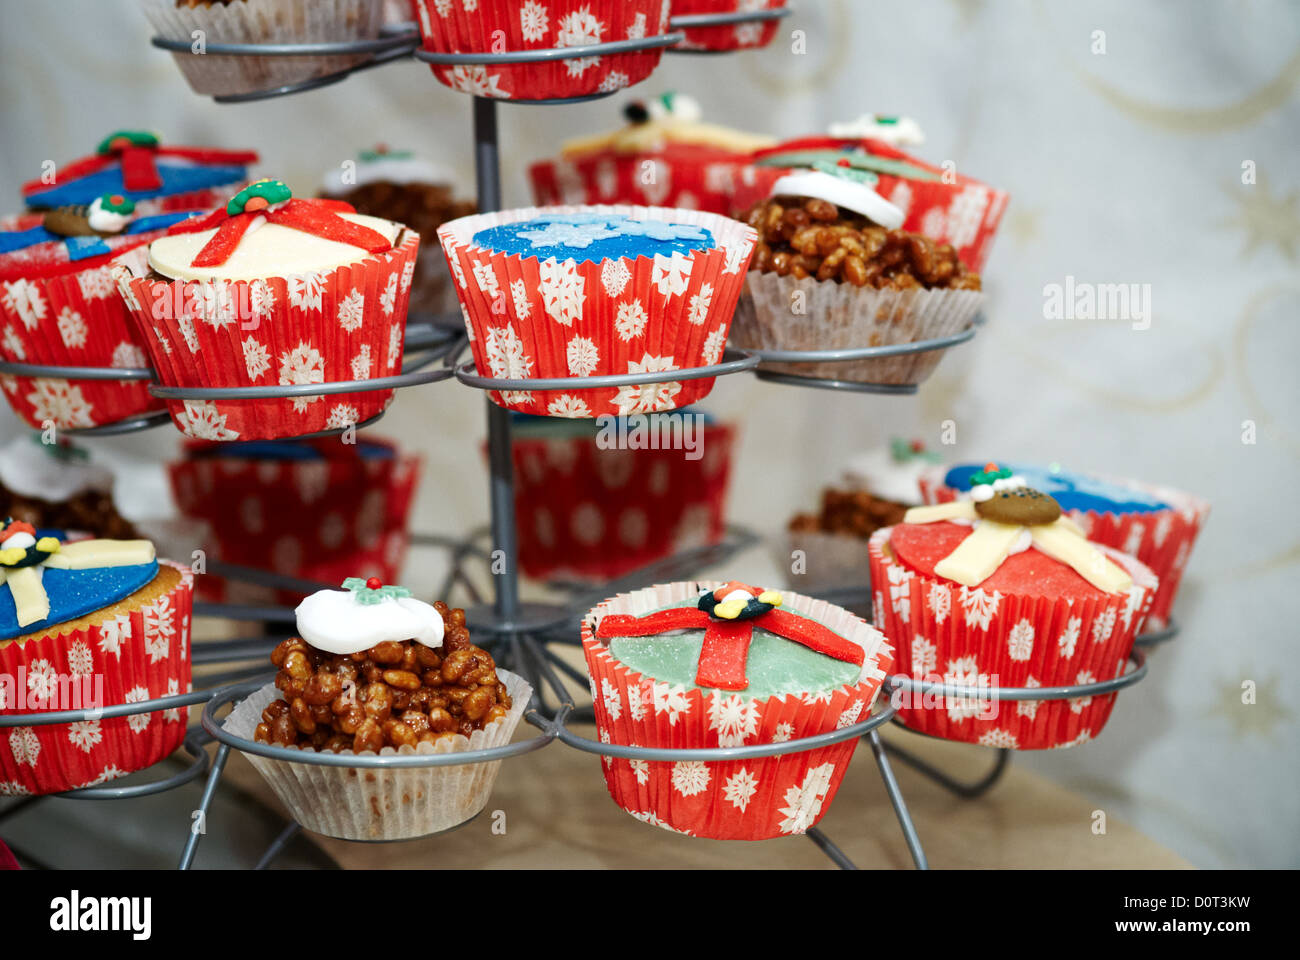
[0, 9, 1162, 870]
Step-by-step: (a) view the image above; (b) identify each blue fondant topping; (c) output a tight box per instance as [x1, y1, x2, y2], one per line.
[944, 462, 1170, 514]
[188, 440, 393, 461]
[0, 561, 158, 641]
[64, 236, 110, 261]
[0, 212, 197, 260]
[472, 213, 715, 264]
[25, 162, 249, 209]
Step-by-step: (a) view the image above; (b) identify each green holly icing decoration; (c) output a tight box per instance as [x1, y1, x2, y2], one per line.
[341, 577, 412, 604]
[875, 116, 900, 125]
[756, 149, 941, 183]
[890, 437, 942, 464]
[97, 130, 160, 154]
[970, 464, 1014, 488]
[98, 193, 136, 215]
[227, 178, 292, 216]
[811, 158, 880, 187]
[33, 435, 89, 462]
[359, 147, 414, 163]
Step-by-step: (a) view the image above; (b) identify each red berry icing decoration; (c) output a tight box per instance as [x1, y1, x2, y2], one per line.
[366, 577, 383, 590]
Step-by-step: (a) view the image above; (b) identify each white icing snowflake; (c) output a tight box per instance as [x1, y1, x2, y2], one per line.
[539, 258, 585, 326]
[723, 767, 759, 812]
[601, 678, 623, 721]
[337, 289, 366, 331]
[708, 692, 760, 747]
[1, 325, 25, 360]
[175, 399, 239, 441]
[144, 597, 175, 663]
[566, 335, 600, 376]
[959, 585, 1001, 631]
[601, 259, 631, 298]
[650, 251, 692, 298]
[771, 722, 795, 743]
[1007, 619, 1035, 661]
[67, 640, 94, 677]
[651, 681, 691, 725]
[387, 322, 403, 369]
[110, 341, 147, 369]
[98, 615, 131, 656]
[686, 283, 713, 325]
[351, 343, 373, 381]
[610, 354, 681, 414]
[8, 728, 39, 767]
[520, 0, 549, 41]
[242, 336, 271, 380]
[57, 307, 87, 349]
[287, 272, 328, 312]
[614, 300, 648, 341]
[510, 279, 531, 320]
[1058, 616, 1082, 658]
[777, 763, 836, 835]
[77, 266, 116, 300]
[278, 342, 325, 413]
[1091, 607, 1118, 645]
[445, 64, 511, 99]
[911, 635, 937, 675]
[2, 278, 47, 329]
[556, 8, 605, 76]
[326, 403, 359, 430]
[671, 760, 710, 797]
[67, 720, 102, 754]
[978, 729, 1019, 749]
[124, 687, 152, 733]
[26, 379, 94, 428]
[547, 394, 592, 418]
[701, 325, 727, 365]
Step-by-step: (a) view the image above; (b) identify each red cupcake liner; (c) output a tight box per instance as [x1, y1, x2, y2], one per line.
[529, 144, 765, 215]
[867, 527, 1157, 750]
[510, 420, 735, 581]
[582, 581, 893, 840]
[918, 469, 1208, 633]
[0, 246, 164, 430]
[413, 0, 670, 101]
[114, 232, 420, 441]
[167, 437, 421, 605]
[672, 0, 787, 51]
[0, 560, 194, 797]
[439, 204, 756, 417]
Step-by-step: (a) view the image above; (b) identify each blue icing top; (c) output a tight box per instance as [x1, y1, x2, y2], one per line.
[189, 440, 394, 461]
[944, 463, 1170, 514]
[25, 162, 250, 209]
[0, 561, 158, 641]
[0, 212, 198, 261]
[472, 213, 715, 263]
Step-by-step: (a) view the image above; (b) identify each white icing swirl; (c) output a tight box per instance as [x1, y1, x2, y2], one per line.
[770, 169, 904, 229]
[294, 588, 444, 655]
[322, 156, 454, 193]
[828, 114, 926, 147]
[0, 437, 114, 500]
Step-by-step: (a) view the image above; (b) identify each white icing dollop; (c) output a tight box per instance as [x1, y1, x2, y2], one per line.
[647, 93, 703, 124]
[770, 169, 904, 229]
[970, 473, 1027, 503]
[719, 588, 753, 607]
[0, 437, 114, 501]
[1, 532, 35, 551]
[87, 197, 131, 234]
[843, 448, 927, 504]
[294, 588, 444, 656]
[322, 155, 454, 194]
[828, 114, 926, 147]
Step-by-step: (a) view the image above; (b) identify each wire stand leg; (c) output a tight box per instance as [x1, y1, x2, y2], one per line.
[805, 827, 858, 870]
[867, 730, 929, 870]
[178, 742, 231, 870]
[883, 733, 1011, 799]
[255, 820, 303, 870]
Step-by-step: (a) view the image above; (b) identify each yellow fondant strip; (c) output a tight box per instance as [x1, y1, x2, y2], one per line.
[934, 520, 1023, 587]
[41, 539, 156, 570]
[8, 567, 49, 628]
[1031, 520, 1133, 594]
[903, 501, 978, 524]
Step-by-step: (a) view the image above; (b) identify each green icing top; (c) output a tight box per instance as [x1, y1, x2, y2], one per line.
[604, 600, 861, 700]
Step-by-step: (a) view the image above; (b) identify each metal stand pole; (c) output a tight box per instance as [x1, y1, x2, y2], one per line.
[178, 742, 231, 870]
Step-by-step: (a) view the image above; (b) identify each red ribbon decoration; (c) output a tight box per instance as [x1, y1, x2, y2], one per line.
[595, 604, 865, 691]
[22, 143, 260, 198]
[165, 197, 393, 268]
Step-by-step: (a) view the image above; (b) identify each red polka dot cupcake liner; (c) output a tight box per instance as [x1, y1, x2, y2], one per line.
[868, 528, 1157, 750]
[0, 561, 194, 797]
[582, 581, 893, 840]
[414, 0, 672, 101]
[114, 232, 420, 442]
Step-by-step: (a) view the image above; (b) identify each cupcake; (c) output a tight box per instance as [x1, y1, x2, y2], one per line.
[672, 0, 788, 51]
[0, 525, 194, 796]
[529, 92, 776, 214]
[139, 0, 388, 97]
[869, 464, 1158, 750]
[167, 436, 421, 605]
[0, 194, 204, 430]
[728, 163, 984, 387]
[736, 123, 1010, 271]
[413, 0, 671, 101]
[920, 462, 1209, 633]
[786, 438, 939, 591]
[221, 578, 532, 840]
[320, 145, 475, 320]
[14, 130, 257, 227]
[0, 436, 137, 540]
[114, 178, 420, 442]
[510, 410, 735, 582]
[583, 579, 893, 839]
[439, 204, 756, 417]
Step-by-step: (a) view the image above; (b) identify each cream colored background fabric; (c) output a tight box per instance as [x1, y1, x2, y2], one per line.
[0, 0, 1296, 867]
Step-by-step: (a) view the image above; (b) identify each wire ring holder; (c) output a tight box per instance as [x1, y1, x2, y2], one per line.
[880, 649, 1149, 798]
[454, 346, 760, 393]
[669, 8, 794, 31]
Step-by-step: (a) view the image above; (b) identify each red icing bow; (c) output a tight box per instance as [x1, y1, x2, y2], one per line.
[166, 196, 392, 268]
[21, 138, 259, 198]
[595, 582, 864, 691]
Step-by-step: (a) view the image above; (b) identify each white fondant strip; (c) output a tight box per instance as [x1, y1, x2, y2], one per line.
[771, 170, 905, 229]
